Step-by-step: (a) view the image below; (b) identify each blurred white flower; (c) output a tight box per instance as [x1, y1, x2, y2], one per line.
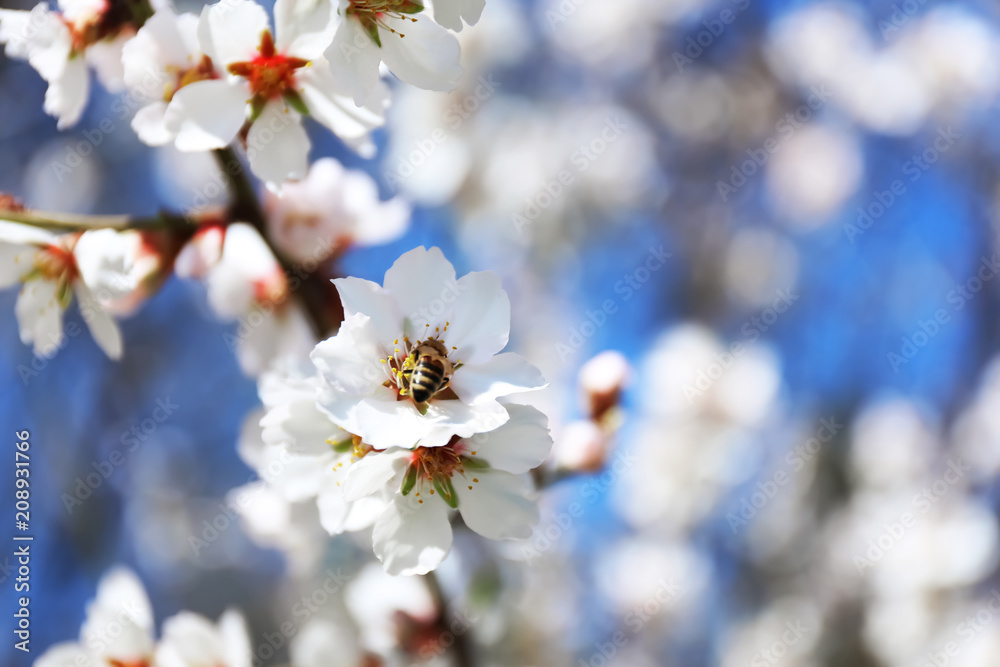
[203, 223, 315, 376]
[430, 0, 486, 32]
[0, 0, 131, 128]
[264, 158, 410, 264]
[342, 403, 552, 575]
[155, 608, 251, 667]
[311, 246, 546, 449]
[239, 364, 386, 534]
[0, 223, 134, 358]
[164, 0, 386, 187]
[326, 0, 462, 106]
[344, 562, 437, 653]
[122, 7, 212, 146]
[35, 567, 155, 667]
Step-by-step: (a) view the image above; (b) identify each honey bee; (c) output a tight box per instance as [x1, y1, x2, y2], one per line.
[400, 339, 454, 403]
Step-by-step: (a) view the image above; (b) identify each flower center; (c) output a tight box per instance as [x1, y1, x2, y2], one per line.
[164, 55, 218, 102]
[400, 437, 484, 508]
[34, 243, 78, 284]
[346, 0, 423, 45]
[228, 31, 309, 103]
[380, 326, 462, 406]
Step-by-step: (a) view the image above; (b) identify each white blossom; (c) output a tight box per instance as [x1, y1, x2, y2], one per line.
[264, 157, 410, 264]
[164, 0, 387, 188]
[342, 403, 552, 575]
[0, 222, 133, 359]
[311, 246, 546, 450]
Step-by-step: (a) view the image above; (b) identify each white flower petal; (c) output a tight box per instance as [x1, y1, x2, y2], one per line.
[246, 102, 311, 187]
[74, 281, 123, 359]
[165, 79, 247, 151]
[0, 243, 37, 288]
[219, 608, 252, 667]
[445, 270, 509, 365]
[44, 54, 89, 130]
[311, 313, 389, 396]
[197, 0, 268, 66]
[274, 0, 334, 59]
[85, 31, 129, 92]
[431, 0, 485, 31]
[379, 13, 461, 92]
[457, 470, 537, 540]
[15, 278, 64, 357]
[383, 246, 457, 332]
[131, 102, 174, 146]
[342, 448, 409, 501]
[34, 642, 91, 667]
[156, 612, 225, 667]
[81, 567, 154, 663]
[324, 14, 383, 106]
[450, 352, 546, 404]
[331, 277, 403, 347]
[465, 403, 551, 474]
[373, 493, 452, 576]
[298, 64, 385, 155]
[0, 220, 58, 245]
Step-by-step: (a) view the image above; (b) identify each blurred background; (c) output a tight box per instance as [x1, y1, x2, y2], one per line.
[3, 0, 1000, 664]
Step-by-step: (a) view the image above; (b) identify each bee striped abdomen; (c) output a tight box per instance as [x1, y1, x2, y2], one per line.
[410, 355, 446, 403]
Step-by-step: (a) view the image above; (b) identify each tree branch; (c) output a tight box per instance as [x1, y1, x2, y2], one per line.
[426, 570, 475, 667]
[0, 209, 189, 232]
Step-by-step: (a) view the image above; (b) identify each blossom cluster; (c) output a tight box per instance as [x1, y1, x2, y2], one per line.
[0, 0, 481, 188]
[239, 246, 552, 575]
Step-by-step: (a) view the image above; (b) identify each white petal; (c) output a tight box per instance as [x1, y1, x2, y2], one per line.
[457, 470, 537, 540]
[15, 278, 64, 357]
[331, 276, 403, 347]
[464, 403, 552, 474]
[445, 270, 509, 365]
[122, 8, 193, 99]
[450, 352, 546, 404]
[197, 0, 268, 66]
[0, 220, 58, 245]
[310, 312, 389, 396]
[131, 102, 174, 146]
[342, 448, 409, 501]
[156, 612, 225, 667]
[44, 54, 89, 130]
[34, 642, 91, 667]
[237, 409, 267, 469]
[274, 0, 334, 59]
[382, 246, 456, 333]
[74, 281, 123, 359]
[316, 478, 351, 534]
[260, 393, 338, 455]
[0, 8, 40, 61]
[74, 228, 136, 297]
[81, 567, 154, 663]
[246, 102, 310, 187]
[431, 0, 485, 31]
[324, 15, 383, 106]
[86, 31, 129, 92]
[0, 243, 38, 288]
[219, 608, 252, 667]
[165, 79, 247, 151]
[373, 493, 452, 576]
[258, 445, 332, 503]
[298, 64, 385, 153]
[379, 13, 461, 92]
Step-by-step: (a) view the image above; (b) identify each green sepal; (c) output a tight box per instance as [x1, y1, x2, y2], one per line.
[433, 474, 458, 508]
[461, 455, 490, 470]
[248, 96, 267, 124]
[400, 463, 418, 496]
[283, 89, 310, 116]
[56, 281, 73, 310]
[362, 17, 382, 48]
[416, 401, 429, 416]
[329, 437, 353, 454]
[396, 1, 424, 13]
